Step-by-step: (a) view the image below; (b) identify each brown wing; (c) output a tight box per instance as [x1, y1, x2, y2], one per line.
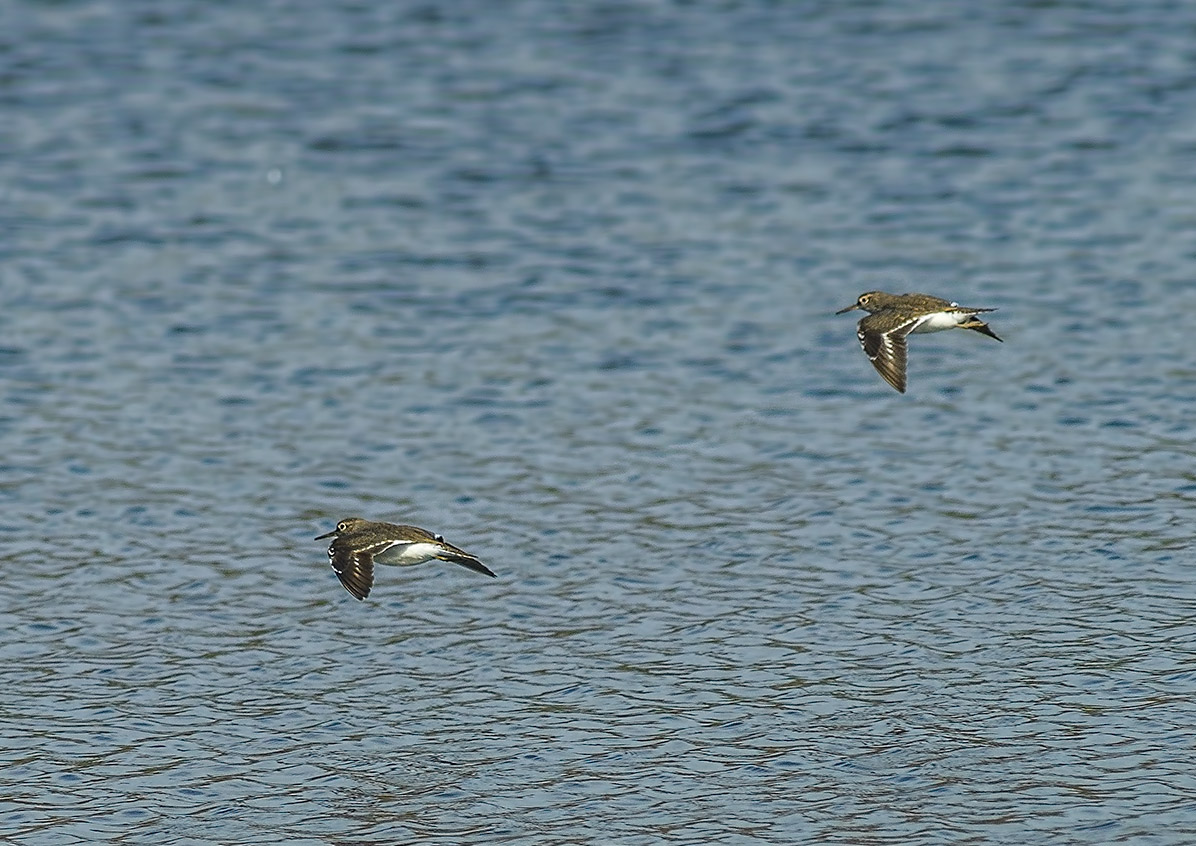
[329, 543, 374, 600]
[858, 315, 919, 394]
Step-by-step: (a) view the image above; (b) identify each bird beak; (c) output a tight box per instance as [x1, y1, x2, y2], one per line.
[314, 529, 337, 540]
[835, 303, 861, 314]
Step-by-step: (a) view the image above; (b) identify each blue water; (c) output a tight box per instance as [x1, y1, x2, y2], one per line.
[3, 1, 1196, 843]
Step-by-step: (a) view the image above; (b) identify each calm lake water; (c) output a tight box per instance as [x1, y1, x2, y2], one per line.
[3, 1, 1196, 843]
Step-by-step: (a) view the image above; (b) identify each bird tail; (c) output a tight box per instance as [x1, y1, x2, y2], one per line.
[436, 550, 497, 578]
[960, 318, 1003, 342]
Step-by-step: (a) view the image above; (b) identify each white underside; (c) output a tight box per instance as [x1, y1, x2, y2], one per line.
[374, 542, 442, 567]
[909, 310, 968, 333]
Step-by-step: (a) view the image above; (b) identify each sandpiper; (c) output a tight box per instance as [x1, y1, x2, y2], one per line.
[315, 517, 495, 600]
[836, 291, 1002, 393]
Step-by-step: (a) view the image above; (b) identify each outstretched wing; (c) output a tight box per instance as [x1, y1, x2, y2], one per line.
[329, 542, 375, 600]
[858, 315, 919, 394]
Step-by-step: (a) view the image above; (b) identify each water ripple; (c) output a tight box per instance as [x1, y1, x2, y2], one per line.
[5, 0, 1196, 843]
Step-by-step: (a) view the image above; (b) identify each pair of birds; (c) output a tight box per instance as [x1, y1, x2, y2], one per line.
[318, 290, 1002, 600]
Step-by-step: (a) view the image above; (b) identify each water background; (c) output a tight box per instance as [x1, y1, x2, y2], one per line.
[3, 1, 1196, 843]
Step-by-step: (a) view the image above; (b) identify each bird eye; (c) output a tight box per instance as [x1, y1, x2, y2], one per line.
[337, 521, 348, 532]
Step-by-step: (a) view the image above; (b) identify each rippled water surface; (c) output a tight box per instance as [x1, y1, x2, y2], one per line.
[4, 1, 1196, 843]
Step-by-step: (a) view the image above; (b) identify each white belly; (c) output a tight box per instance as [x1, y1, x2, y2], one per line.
[374, 542, 441, 567]
[910, 311, 966, 333]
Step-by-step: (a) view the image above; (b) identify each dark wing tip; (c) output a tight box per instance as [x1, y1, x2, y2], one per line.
[877, 365, 906, 393]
